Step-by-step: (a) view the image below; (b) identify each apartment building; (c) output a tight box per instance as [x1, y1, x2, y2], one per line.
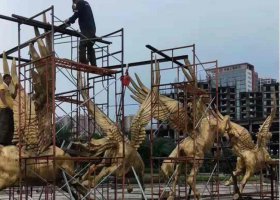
[260, 82, 279, 118]
[206, 63, 259, 120]
[206, 63, 258, 92]
[239, 92, 263, 120]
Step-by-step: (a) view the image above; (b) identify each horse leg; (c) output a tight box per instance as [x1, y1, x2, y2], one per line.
[225, 157, 244, 186]
[82, 163, 106, 181]
[187, 164, 200, 200]
[85, 164, 119, 188]
[233, 168, 253, 200]
[167, 163, 181, 200]
[239, 168, 253, 194]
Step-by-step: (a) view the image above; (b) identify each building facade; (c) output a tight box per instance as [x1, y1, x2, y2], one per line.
[239, 92, 263, 120]
[262, 83, 279, 117]
[206, 63, 258, 92]
[258, 78, 277, 91]
[206, 63, 258, 120]
[215, 86, 237, 119]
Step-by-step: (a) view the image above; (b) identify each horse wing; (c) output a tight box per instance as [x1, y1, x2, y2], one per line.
[77, 72, 125, 144]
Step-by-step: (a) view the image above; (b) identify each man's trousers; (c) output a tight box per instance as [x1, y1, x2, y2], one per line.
[0, 107, 14, 145]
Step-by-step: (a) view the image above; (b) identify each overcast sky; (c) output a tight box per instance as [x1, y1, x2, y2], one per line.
[0, 0, 279, 80]
[0, 0, 279, 118]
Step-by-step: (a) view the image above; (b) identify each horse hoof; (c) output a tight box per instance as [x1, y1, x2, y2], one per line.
[233, 193, 239, 200]
[127, 185, 133, 193]
[81, 180, 89, 187]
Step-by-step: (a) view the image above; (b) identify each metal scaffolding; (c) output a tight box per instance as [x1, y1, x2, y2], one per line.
[0, 5, 278, 200]
[0, 5, 125, 200]
[145, 44, 223, 199]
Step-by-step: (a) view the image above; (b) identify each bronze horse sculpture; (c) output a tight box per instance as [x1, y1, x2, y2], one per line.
[129, 60, 230, 199]
[74, 66, 163, 197]
[0, 22, 75, 192]
[222, 100, 278, 199]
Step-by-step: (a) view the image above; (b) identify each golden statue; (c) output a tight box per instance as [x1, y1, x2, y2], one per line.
[0, 18, 74, 191]
[222, 99, 278, 199]
[128, 59, 210, 139]
[160, 112, 230, 200]
[75, 66, 162, 193]
[129, 60, 230, 200]
[128, 63, 190, 135]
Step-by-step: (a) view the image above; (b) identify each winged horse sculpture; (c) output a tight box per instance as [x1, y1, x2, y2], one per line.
[128, 60, 230, 200]
[74, 62, 162, 196]
[0, 16, 74, 192]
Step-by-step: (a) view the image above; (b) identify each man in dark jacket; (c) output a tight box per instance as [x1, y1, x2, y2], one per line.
[66, 0, 97, 66]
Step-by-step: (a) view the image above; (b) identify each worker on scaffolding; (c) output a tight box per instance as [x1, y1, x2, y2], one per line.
[0, 74, 18, 145]
[65, 0, 97, 66]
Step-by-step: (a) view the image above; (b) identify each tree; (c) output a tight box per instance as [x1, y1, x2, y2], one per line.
[56, 123, 74, 146]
